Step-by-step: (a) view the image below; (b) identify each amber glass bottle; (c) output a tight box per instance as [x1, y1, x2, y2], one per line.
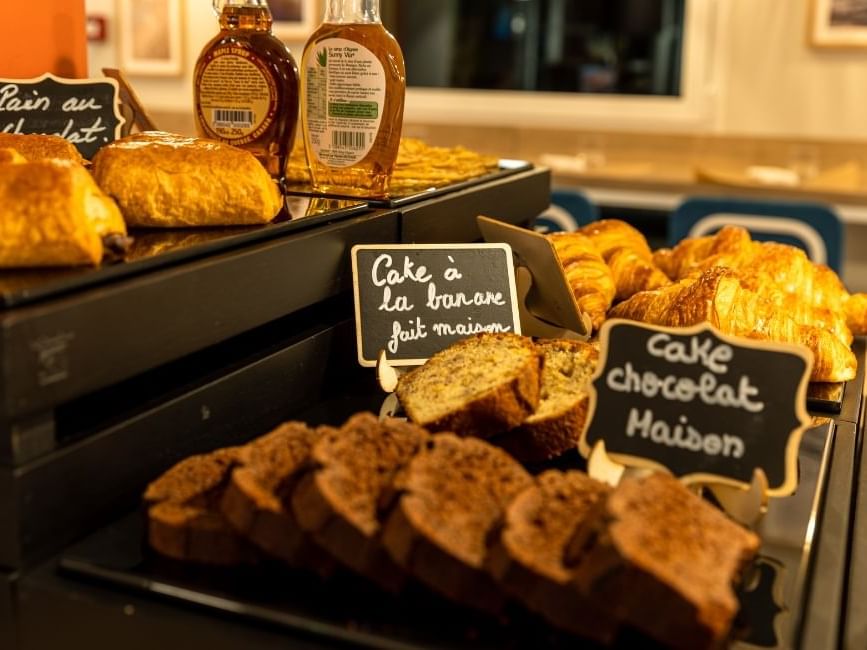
[194, 0, 299, 179]
[300, 0, 405, 197]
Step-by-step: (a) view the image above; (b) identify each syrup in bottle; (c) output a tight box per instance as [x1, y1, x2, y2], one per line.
[300, 0, 406, 197]
[194, 0, 300, 179]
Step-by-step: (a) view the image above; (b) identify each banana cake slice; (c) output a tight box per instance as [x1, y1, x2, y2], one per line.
[567, 472, 760, 650]
[494, 339, 598, 462]
[220, 421, 333, 572]
[291, 412, 429, 592]
[486, 469, 617, 643]
[381, 433, 533, 613]
[144, 447, 253, 565]
[395, 332, 543, 439]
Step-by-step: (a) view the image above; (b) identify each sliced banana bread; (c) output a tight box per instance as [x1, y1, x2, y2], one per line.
[144, 447, 253, 565]
[220, 422, 333, 572]
[567, 473, 760, 650]
[381, 433, 533, 613]
[395, 332, 543, 439]
[493, 339, 598, 462]
[486, 470, 617, 642]
[290, 412, 429, 592]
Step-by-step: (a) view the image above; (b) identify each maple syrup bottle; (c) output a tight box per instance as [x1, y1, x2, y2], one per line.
[300, 0, 406, 197]
[194, 0, 299, 179]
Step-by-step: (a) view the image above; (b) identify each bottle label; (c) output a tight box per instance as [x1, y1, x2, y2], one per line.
[196, 46, 277, 145]
[304, 38, 385, 168]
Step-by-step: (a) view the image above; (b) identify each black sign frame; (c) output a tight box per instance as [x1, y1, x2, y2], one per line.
[579, 319, 813, 496]
[351, 243, 521, 367]
[0, 73, 124, 159]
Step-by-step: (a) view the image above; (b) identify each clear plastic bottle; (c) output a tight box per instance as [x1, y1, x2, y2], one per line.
[194, 0, 300, 179]
[300, 0, 406, 197]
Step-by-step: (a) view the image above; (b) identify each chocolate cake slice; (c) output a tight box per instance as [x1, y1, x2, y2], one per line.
[396, 332, 543, 439]
[486, 470, 617, 642]
[567, 472, 760, 650]
[144, 447, 253, 565]
[220, 421, 333, 572]
[381, 433, 533, 613]
[290, 412, 429, 592]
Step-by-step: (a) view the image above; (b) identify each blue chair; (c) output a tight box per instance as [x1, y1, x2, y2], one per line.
[669, 196, 843, 273]
[534, 188, 598, 234]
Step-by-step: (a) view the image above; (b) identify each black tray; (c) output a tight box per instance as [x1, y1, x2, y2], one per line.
[286, 160, 534, 208]
[55, 422, 835, 650]
[0, 196, 369, 310]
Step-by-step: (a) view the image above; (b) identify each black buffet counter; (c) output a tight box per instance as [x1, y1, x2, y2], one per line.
[0, 163, 864, 650]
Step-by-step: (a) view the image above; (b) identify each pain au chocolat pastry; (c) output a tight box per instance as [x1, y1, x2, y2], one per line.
[91, 132, 283, 228]
[0, 132, 85, 164]
[0, 158, 127, 267]
[609, 266, 857, 382]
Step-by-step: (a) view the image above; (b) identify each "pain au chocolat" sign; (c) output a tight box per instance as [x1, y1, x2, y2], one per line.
[580, 320, 813, 496]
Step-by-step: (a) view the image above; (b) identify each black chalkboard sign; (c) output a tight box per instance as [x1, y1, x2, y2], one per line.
[580, 320, 812, 495]
[0, 73, 124, 159]
[351, 244, 521, 366]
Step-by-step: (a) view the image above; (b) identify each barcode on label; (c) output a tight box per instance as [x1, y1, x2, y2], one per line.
[213, 108, 254, 128]
[332, 130, 367, 150]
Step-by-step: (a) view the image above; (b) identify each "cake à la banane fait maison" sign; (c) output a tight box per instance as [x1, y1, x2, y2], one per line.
[351, 244, 521, 366]
[580, 320, 812, 496]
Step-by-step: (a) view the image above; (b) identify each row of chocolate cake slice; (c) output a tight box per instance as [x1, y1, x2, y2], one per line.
[144, 411, 759, 649]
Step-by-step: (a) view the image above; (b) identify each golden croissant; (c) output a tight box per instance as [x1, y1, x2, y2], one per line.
[549, 231, 615, 331]
[609, 266, 857, 383]
[578, 219, 654, 261]
[654, 225, 867, 336]
[606, 246, 671, 301]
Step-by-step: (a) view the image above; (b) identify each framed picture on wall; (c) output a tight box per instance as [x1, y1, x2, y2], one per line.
[271, 0, 320, 41]
[117, 0, 184, 76]
[809, 0, 867, 47]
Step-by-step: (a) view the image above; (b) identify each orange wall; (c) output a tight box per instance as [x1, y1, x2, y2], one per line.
[0, 0, 87, 79]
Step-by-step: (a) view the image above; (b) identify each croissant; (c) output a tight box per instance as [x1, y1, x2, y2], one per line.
[0, 132, 85, 164]
[609, 267, 857, 383]
[549, 231, 616, 331]
[606, 246, 672, 301]
[655, 226, 867, 336]
[578, 219, 654, 261]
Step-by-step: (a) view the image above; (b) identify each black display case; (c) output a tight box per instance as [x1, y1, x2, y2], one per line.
[1, 163, 862, 650]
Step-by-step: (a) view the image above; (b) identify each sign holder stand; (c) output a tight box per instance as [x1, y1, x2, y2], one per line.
[477, 216, 591, 339]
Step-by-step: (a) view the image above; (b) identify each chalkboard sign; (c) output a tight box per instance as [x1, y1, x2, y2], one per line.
[0, 73, 124, 159]
[352, 244, 521, 366]
[580, 320, 812, 496]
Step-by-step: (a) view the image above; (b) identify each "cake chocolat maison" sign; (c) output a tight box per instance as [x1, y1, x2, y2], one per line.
[0, 73, 124, 159]
[580, 320, 813, 495]
[351, 244, 521, 366]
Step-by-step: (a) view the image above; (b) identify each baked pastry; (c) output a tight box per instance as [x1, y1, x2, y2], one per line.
[381, 433, 533, 613]
[654, 225, 867, 337]
[290, 413, 428, 592]
[609, 266, 857, 382]
[220, 422, 333, 572]
[486, 470, 616, 642]
[578, 219, 654, 261]
[548, 231, 616, 330]
[0, 132, 84, 163]
[144, 447, 254, 565]
[91, 131, 283, 227]
[395, 332, 543, 439]
[0, 158, 127, 267]
[0, 147, 25, 164]
[606, 245, 672, 301]
[567, 473, 760, 650]
[493, 339, 598, 463]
